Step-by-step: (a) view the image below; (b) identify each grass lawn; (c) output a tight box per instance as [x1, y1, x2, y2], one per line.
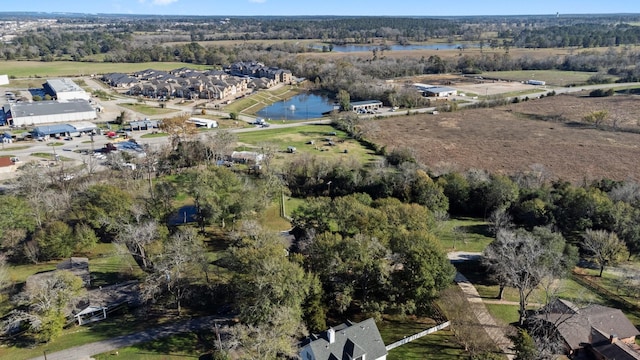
[30, 153, 73, 161]
[85, 243, 145, 287]
[0, 61, 211, 78]
[481, 70, 617, 87]
[0, 145, 31, 152]
[93, 332, 214, 360]
[258, 200, 292, 232]
[485, 303, 520, 326]
[377, 316, 467, 360]
[224, 86, 301, 114]
[118, 103, 180, 116]
[236, 124, 380, 166]
[0, 313, 177, 360]
[434, 217, 493, 252]
[141, 132, 168, 138]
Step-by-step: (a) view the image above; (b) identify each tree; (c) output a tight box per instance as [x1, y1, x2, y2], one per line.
[141, 228, 205, 316]
[115, 218, 161, 270]
[510, 329, 539, 360]
[337, 89, 351, 111]
[20, 270, 84, 342]
[582, 110, 609, 127]
[390, 231, 455, 314]
[227, 229, 311, 326]
[34, 221, 74, 261]
[581, 229, 628, 277]
[483, 228, 572, 325]
[160, 113, 198, 149]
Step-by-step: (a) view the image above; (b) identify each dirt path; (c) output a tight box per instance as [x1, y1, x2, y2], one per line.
[448, 252, 515, 359]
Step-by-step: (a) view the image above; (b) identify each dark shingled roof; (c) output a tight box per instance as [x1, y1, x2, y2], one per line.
[301, 318, 387, 360]
[535, 299, 640, 351]
[590, 327, 640, 360]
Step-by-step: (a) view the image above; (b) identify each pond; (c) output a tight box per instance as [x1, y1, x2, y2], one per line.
[313, 43, 479, 52]
[256, 93, 336, 121]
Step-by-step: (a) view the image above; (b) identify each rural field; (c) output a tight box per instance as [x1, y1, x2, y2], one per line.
[365, 93, 640, 182]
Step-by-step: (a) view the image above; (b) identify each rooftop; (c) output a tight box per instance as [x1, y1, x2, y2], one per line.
[45, 78, 84, 93]
[9, 99, 95, 118]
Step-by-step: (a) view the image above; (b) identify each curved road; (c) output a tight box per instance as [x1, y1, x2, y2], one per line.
[28, 316, 228, 360]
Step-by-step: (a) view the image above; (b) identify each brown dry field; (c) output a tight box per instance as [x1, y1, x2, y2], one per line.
[364, 93, 640, 182]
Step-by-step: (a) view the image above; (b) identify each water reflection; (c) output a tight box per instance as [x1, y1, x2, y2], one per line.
[256, 93, 336, 121]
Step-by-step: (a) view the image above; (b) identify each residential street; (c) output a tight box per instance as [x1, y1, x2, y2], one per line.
[28, 316, 228, 360]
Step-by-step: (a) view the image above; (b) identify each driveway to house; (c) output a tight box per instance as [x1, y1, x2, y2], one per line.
[28, 316, 229, 360]
[447, 251, 515, 360]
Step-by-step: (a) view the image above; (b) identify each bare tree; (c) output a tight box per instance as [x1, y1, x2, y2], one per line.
[487, 207, 514, 235]
[114, 219, 160, 270]
[581, 229, 628, 277]
[483, 229, 568, 325]
[203, 130, 237, 165]
[140, 228, 205, 316]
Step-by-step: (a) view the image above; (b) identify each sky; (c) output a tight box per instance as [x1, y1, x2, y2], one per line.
[3, 0, 640, 17]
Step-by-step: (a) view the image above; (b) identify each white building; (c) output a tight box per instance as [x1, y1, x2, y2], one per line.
[4, 99, 97, 127]
[188, 117, 218, 128]
[44, 78, 91, 101]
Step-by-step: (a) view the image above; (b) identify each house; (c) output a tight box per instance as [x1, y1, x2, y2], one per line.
[102, 73, 139, 88]
[533, 299, 640, 358]
[56, 257, 91, 287]
[74, 281, 140, 325]
[300, 318, 388, 360]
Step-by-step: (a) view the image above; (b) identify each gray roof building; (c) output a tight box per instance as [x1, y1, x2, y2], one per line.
[300, 318, 388, 360]
[5, 99, 97, 127]
[534, 299, 640, 357]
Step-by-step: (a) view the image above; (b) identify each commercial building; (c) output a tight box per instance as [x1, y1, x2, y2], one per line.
[351, 100, 383, 113]
[44, 78, 91, 101]
[4, 99, 97, 127]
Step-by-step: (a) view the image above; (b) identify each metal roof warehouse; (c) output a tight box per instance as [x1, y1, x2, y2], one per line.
[4, 99, 97, 127]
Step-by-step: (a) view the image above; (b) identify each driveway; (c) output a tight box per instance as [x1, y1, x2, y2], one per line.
[447, 252, 515, 360]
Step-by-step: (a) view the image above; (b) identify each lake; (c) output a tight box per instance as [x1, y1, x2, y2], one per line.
[256, 93, 336, 121]
[313, 43, 479, 52]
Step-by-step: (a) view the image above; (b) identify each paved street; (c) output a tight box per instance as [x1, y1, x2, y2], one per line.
[28, 316, 228, 360]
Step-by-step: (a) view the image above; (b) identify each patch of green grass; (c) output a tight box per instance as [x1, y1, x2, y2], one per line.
[485, 303, 520, 325]
[47, 142, 65, 147]
[258, 200, 292, 232]
[0, 61, 211, 78]
[0, 145, 30, 151]
[86, 243, 145, 287]
[237, 124, 380, 166]
[141, 132, 169, 138]
[0, 313, 172, 360]
[284, 197, 306, 218]
[377, 316, 467, 360]
[30, 153, 73, 161]
[93, 332, 213, 360]
[434, 217, 494, 252]
[118, 103, 180, 116]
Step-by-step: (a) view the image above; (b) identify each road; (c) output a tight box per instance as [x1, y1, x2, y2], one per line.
[28, 316, 228, 360]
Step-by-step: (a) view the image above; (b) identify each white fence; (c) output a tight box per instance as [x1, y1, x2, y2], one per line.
[385, 321, 451, 351]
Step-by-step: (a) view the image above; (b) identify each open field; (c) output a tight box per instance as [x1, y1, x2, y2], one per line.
[481, 70, 615, 86]
[0, 61, 211, 78]
[118, 103, 181, 116]
[365, 93, 640, 182]
[236, 124, 381, 166]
